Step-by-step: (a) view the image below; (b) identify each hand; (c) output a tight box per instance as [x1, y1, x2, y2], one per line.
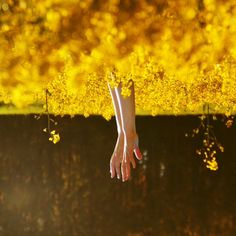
[110, 132, 142, 181]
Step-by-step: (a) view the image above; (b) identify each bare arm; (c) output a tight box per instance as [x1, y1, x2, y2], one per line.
[108, 79, 142, 182]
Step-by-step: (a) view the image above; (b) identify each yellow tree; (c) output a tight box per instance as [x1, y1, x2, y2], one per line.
[0, 0, 236, 118]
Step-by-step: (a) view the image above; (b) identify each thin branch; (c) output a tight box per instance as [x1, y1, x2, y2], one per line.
[46, 89, 51, 133]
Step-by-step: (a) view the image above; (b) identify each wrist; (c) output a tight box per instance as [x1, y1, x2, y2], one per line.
[123, 130, 136, 140]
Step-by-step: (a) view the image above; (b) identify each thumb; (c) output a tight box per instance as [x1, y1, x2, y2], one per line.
[134, 146, 143, 160]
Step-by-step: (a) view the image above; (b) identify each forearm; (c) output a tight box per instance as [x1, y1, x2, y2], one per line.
[108, 83, 123, 134]
[115, 81, 136, 138]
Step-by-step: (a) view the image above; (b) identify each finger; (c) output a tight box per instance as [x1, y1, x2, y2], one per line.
[124, 152, 131, 181]
[126, 149, 135, 180]
[121, 160, 127, 182]
[115, 163, 121, 179]
[125, 161, 131, 181]
[134, 146, 143, 160]
[130, 157, 136, 169]
[110, 158, 115, 178]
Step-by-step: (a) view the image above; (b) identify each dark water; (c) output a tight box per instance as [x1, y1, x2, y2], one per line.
[0, 115, 236, 236]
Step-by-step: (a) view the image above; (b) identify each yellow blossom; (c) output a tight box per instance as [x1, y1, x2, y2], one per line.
[206, 158, 218, 171]
[0, 0, 236, 118]
[49, 130, 60, 144]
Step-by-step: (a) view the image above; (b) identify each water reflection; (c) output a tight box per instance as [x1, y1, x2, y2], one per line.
[0, 115, 235, 235]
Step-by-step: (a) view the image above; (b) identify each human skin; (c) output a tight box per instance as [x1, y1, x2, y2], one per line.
[108, 80, 142, 182]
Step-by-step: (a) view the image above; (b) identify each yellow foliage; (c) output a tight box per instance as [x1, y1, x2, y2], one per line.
[206, 158, 218, 171]
[1, 0, 236, 118]
[49, 130, 60, 144]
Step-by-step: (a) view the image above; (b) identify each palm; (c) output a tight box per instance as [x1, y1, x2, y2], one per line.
[110, 133, 142, 181]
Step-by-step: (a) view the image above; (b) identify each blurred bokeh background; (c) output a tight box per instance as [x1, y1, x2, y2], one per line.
[1, 0, 236, 117]
[0, 115, 235, 236]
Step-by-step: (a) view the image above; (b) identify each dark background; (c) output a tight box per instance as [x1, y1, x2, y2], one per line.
[0, 115, 235, 236]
